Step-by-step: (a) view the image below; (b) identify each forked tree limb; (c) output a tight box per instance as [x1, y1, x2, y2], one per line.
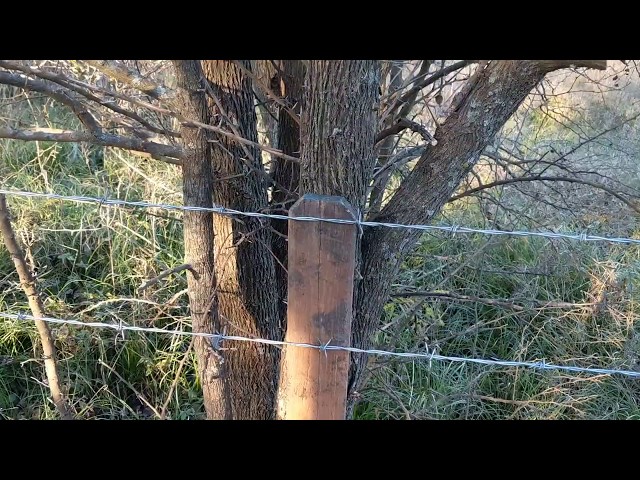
[0, 194, 74, 419]
[351, 59, 608, 410]
[385, 60, 473, 118]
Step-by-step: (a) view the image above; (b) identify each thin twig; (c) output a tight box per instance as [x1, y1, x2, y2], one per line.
[375, 118, 436, 145]
[449, 174, 640, 215]
[138, 264, 198, 293]
[390, 289, 601, 311]
[0, 194, 73, 419]
[77, 297, 171, 315]
[203, 124, 299, 163]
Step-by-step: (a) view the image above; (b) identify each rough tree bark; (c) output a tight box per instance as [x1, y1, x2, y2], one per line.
[347, 60, 607, 415]
[173, 60, 232, 420]
[300, 61, 381, 210]
[201, 60, 280, 419]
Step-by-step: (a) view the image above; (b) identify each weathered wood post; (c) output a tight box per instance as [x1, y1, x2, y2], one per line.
[276, 194, 358, 420]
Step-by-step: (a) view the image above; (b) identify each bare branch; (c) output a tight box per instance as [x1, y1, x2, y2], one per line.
[396, 60, 431, 119]
[0, 68, 295, 166]
[372, 145, 426, 182]
[386, 60, 473, 118]
[389, 289, 601, 311]
[0, 70, 101, 134]
[448, 174, 640, 214]
[1, 62, 300, 166]
[0, 194, 74, 419]
[375, 118, 436, 145]
[197, 121, 299, 163]
[0, 126, 183, 164]
[138, 263, 197, 293]
[355, 60, 610, 396]
[0, 61, 181, 139]
[537, 60, 607, 72]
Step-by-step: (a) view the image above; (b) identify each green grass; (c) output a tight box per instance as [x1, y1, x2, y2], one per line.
[356, 228, 640, 419]
[1, 132, 203, 419]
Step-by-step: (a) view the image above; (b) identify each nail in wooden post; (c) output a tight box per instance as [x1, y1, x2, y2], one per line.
[276, 194, 357, 420]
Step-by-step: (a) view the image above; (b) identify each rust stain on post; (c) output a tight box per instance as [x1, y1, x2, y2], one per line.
[276, 194, 357, 420]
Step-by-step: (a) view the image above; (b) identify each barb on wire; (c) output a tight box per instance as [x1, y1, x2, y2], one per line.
[1, 188, 640, 245]
[3, 310, 640, 379]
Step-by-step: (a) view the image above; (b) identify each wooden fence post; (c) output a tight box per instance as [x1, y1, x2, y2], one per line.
[276, 194, 357, 420]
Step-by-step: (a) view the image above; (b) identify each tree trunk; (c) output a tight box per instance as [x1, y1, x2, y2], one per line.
[201, 60, 280, 419]
[173, 60, 232, 420]
[300, 61, 381, 210]
[251, 60, 279, 163]
[172, 59, 605, 420]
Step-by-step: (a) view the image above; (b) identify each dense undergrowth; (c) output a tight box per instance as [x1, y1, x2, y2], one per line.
[2, 140, 639, 419]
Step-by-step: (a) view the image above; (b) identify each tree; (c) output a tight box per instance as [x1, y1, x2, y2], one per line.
[0, 59, 610, 419]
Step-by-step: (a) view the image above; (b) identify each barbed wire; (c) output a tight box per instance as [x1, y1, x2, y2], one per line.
[1, 188, 640, 245]
[3, 310, 640, 379]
